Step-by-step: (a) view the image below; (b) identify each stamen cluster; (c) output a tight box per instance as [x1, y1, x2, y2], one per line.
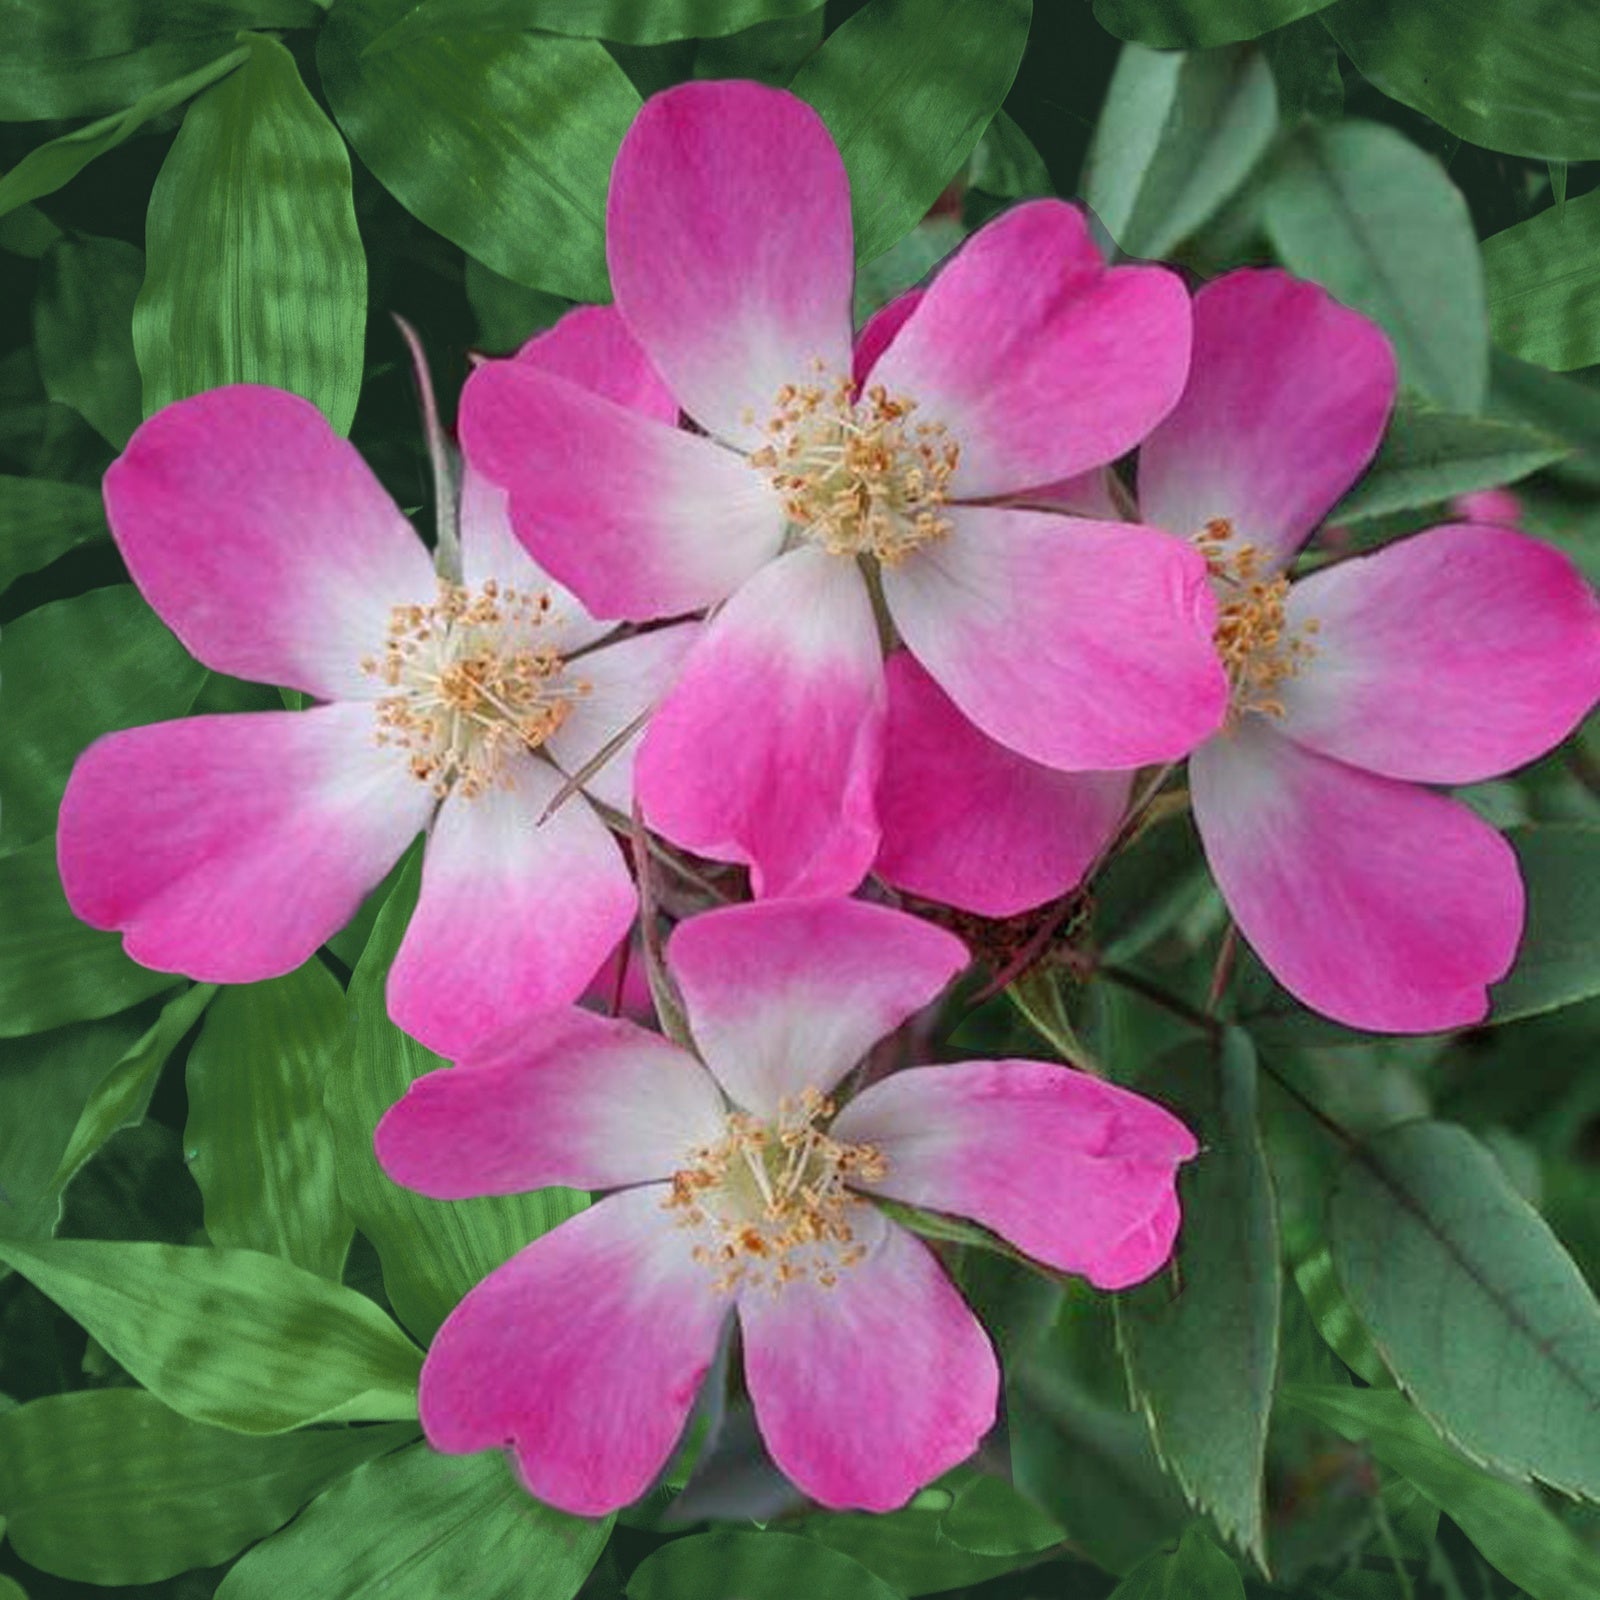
[362, 578, 588, 798]
[750, 373, 960, 566]
[665, 1086, 888, 1294]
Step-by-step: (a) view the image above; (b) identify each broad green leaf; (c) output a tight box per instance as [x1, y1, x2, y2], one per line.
[1092, 0, 1334, 50]
[1482, 189, 1600, 373]
[0, 477, 106, 592]
[135, 32, 365, 434]
[1262, 120, 1487, 413]
[368, 0, 825, 49]
[319, 0, 638, 302]
[1321, 0, 1600, 161]
[0, 47, 249, 220]
[852, 214, 966, 322]
[0, 837, 177, 1037]
[968, 109, 1053, 201]
[1263, 16, 1343, 121]
[1330, 1120, 1600, 1500]
[693, 9, 824, 83]
[1288, 1384, 1600, 1600]
[1492, 825, 1600, 1021]
[791, 0, 1030, 264]
[0, 1237, 421, 1433]
[1085, 44, 1277, 262]
[1109, 1526, 1245, 1598]
[0, 1580, 21, 1600]
[1330, 403, 1569, 524]
[0, 1, 318, 121]
[33, 237, 144, 448]
[0, 1388, 411, 1585]
[629, 1532, 901, 1600]
[185, 961, 352, 1278]
[938, 1472, 1063, 1558]
[217, 1441, 610, 1600]
[330, 855, 585, 1342]
[0, 205, 60, 258]
[1115, 1031, 1278, 1568]
[0, 586, 206, 849]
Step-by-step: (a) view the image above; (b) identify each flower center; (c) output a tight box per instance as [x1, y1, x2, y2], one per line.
[665, 1086, 887, 1295]
[750, 372, 960, 566]
[362, 579, 588, 798]
[1198, 519, 1318, 720]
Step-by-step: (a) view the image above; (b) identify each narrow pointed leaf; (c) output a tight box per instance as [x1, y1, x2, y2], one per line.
[33, 237, 144, 448]
[0, 478, 104, 593]
[367, 0, 825, 49]
[1483, 188, 1600, 373]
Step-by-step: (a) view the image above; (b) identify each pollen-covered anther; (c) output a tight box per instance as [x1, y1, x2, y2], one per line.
[750, 373, 960, 566]
[362, 578, 589, 798]
[665, 1086, 887, 1295]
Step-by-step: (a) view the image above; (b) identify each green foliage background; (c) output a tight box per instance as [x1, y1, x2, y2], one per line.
[2, 1, 1600, 1597]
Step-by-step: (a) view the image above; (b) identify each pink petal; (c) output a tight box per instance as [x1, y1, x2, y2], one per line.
[387, 755, 637, 1059]
[1280, 524, 1600, 784]
[874, 652, 1132, 917]
[420, 1186, 729, 1517]
[634, 549, 884, 899]
[1138, 269, 1397, 571]
[1190, 718, 1524, 1032]
[607, 81, 854, 449]
[459, 358, 782, 621]
[375, 1009, 723, 1197]
[544, 623, 698, 816]
[740, 1215, 998, 1511]
[57, 706, 428, 982]
[513, 302, 678, 421]
[1015, 468, 1121, 518]
[1452, 487, 1522, 526]
[853, 289, 925, 385]
[882, 507, 1228, 770]
[833, 1061, 1197, 1290]
[104, 387, 436, 700]
[667, 899, 968, 1118]
[870, 202, 1191, 498]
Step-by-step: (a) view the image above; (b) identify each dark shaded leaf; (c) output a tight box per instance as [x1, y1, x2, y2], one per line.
[629, 1531, 901, 1600]
[1093, 0, 1334, 50]
[1492, 825, 1600, 1021]
[367, 0, 826, 49]
[1108, 1525, 1245, 1598]
[33, 236, 144, 448]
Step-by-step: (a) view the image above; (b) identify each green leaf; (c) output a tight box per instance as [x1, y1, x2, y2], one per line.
[1109, 1526, 1245, 1598]
[33, 236, 144, 448]
[0, 837, 177, 1037]
[217, 1441, 610, 1600]
[693, 9, 824, 83]
[1482, 189, 1600, 373]
[1262, 16, 1344, 122]
[0, 474, 107, 594]
[0, 204, 61, 258]
[1115, 1031, 1279, 1568]
[629, 1532, 902, 1600]
[0, 1237, 421, 1433]
[1085, 44, 1278, 262]
[0, 1, 318, 121]
[0, 1579, 22, 1600]
[967, 109, 1054, 201]
[319, 0, 639, 303]
[1331, 402, 1569, 524]
[1092, 0, 1335, 50]
[938, 1472, 1063, 1558]
[1261, 120, 1487, 413]
[368, 0, 825, 49]
[0, 1388, 411, 1585]
[0, 47, 249, 220]
[1005, 968, 1103, 1073]
[185, 960, 353, 1278]
[0, 586, 206, 849]
[1287, 1384, 1600, 1600]
[1330, 1119, 1600, 1500]
[1492, 825, 1600, 1022]
[135, 33, 366, 434]
[791, 0, 1030, 264]
[330, 855, 585, 1342]
[463, 258, 569, 356]
[1321, 0, 1600, 161]
[852, 215, 966, 322]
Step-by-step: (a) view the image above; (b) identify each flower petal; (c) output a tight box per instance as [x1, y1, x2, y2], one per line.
[1190, 717, 1524, 1032]
[1137, 269, 1397, 570]
[634, 548, 885, 898]
[871, 201, 1191, 498]
[545, 623, 698, 816]
[853, 289, 924, 385]
[459, 358, 782, 621]
[740, 1216, 998, 1511]
[513, 302, 678, 421]
[874, 652, 1131, 916]
[103, 387, 436, 700]
[420, 1186, 729, 1517]
[833, 1061, 1197, 1289]
[607, 81, 854, 448]
[375, 1009, 723, 1197]
[387, 754, 637, 1059]
[882, 507, 1227, 770]
[667, 898, 967, 1119]
[58, 706, 428, 982]
[1281, 524, 1600, 784]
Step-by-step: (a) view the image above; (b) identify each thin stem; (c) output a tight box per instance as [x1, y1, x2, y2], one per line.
[1207, 921, 1239, 1015]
